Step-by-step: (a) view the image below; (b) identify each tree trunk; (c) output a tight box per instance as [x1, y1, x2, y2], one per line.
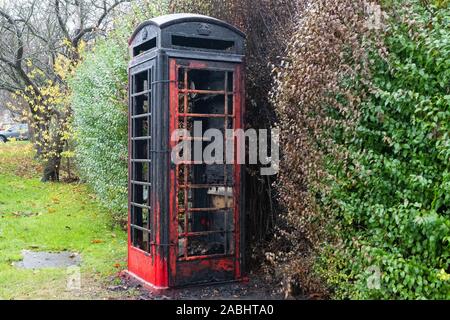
[41, 156, 61, 182]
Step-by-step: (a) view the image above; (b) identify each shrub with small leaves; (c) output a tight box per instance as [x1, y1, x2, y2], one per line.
[70, 33, 129, 221]
[70, 3, 168, 222]
[273, 0, 450, 299]
[271, 0, 375, 297]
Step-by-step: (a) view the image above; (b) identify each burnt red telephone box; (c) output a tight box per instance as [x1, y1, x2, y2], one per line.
[127, 14, 245, 288]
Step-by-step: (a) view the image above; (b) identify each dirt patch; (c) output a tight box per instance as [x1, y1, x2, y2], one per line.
[111, 272, 288, 300]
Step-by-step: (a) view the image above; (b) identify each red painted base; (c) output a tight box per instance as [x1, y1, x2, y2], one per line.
[121, 270, 169, 291]
[121, 269, 246, 291]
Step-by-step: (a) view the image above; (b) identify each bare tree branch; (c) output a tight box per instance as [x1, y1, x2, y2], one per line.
[54, 0, 71, 41]
[72, 0, 130, 46]
[0, 0, 132, 180]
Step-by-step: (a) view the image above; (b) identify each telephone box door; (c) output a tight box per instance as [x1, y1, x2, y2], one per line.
[168, 58, 243, 286]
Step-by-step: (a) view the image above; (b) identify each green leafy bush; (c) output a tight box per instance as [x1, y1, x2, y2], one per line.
[274, 0, 449, 299]
[70, 3, 168, 221]
[70, 33, 128, 220]
[325, 1, 450, 299]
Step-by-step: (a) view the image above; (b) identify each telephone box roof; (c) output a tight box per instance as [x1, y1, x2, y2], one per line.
[129, 13, 246, 44]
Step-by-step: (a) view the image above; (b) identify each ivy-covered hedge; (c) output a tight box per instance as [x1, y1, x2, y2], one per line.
[70, 3, 167, 221]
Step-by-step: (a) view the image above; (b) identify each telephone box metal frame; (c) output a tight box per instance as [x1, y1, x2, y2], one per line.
[127, 13, 246, 288]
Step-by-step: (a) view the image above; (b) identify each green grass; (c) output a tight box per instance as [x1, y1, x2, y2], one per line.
[0, 142, 130, 299]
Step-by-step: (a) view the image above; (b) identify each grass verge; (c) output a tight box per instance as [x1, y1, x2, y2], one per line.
[0, 141, 132, 299]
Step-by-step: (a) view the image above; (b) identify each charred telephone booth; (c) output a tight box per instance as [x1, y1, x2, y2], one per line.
[127, 14, 245, 288]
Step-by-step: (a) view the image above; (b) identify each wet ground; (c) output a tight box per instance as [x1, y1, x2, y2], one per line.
[13, 250, 286, 300]
[14, 250, 81, 269]
[111, 272, 286, 300]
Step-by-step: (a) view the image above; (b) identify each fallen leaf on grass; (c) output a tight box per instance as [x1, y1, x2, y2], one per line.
[91, 239, 103, 244]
